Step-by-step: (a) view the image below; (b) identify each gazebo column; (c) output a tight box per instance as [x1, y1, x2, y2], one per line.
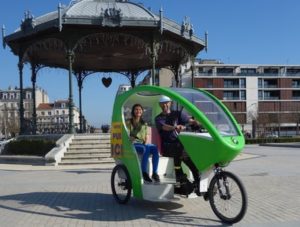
[120, 71, 144, 88]
[31, 63, 37, 135]
[75, 70, 93, 133]
[67, 50, 75, 134]
[18, 58, 25, 135]
[76, 71, 84, 133]
[150, 40, 159, 86]
[172, 64, 180, 88]
[191, 56, 195, 88]
[130, 72, 136, 88]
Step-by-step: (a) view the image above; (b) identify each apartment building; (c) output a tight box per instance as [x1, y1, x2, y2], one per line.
[181, 59, 300, 137]
[0, 86, 49, 137]
[36, 100, 80, 134]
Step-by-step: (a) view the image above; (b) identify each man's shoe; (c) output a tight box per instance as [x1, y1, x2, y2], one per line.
[152, 173, 160, 182]
[203, 192, 209, 201]
[142, 172, 152, 183]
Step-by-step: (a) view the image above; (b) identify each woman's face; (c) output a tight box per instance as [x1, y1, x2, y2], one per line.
[134, 106, 143, 118]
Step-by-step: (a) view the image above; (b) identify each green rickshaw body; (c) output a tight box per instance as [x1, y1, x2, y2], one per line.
[111, 85, 245, 199]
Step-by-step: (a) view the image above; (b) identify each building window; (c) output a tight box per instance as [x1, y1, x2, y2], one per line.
[48, 111, 52, 116]
[41, 111, 45, 116]
[240, 78, 246, 88]
[240, 68, 256, 74]
[258, 79, 262, 88]
[292, 91, 300, 99]
[224, 91, 239, 100]
[217, 68, 234, 75]
[264, 68, 278, 75]
[287, 68, 300, 75]
[240, 90, 246, 100]
[258, 90, 263, 100]
[263, 90, 280, 100]
[224, 79, 239, 88]
[263, 79, 277, 88]
[292, 79, 300, 88]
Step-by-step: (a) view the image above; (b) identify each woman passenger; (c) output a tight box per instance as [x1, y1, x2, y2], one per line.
[126, 104, 160, 183]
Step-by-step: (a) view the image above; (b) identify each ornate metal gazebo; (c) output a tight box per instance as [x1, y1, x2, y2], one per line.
[3, 0, 206, 135]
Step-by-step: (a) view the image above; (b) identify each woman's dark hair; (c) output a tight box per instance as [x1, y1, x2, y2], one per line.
[131, 104, 145, 125]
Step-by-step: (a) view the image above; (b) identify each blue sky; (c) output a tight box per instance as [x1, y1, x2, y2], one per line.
[1, 0, 300, 127]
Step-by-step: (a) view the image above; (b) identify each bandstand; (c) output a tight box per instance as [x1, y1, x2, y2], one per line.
[3, 0, 206, 134]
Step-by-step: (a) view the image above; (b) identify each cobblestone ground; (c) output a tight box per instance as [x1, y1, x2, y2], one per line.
[0, 145, 299, 227]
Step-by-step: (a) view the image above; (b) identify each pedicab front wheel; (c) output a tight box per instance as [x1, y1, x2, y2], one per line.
[208, 171, 247, 224]
[111, 164, 132, 204]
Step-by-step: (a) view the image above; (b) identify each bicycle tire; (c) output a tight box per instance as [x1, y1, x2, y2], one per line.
[111, 164, 132, 204]
[208, 171, 247, 224]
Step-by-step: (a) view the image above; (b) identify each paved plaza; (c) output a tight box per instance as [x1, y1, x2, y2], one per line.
[0, 145, 299, 226]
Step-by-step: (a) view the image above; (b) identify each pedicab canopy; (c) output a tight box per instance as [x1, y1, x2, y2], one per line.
[4, 0, 206, 72]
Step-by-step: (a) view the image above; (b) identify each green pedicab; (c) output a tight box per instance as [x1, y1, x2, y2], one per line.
[110, 85, 247, 224]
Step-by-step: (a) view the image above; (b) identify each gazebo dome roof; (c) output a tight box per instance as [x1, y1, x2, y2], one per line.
[31, 0, 159, 29]
[65, 0, 158, 20]
[4, 0, 205, 72]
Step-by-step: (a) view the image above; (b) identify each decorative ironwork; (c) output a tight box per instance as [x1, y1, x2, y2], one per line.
[100, 5, 123, 26]
[119, 71, 144, 88]
[21, 11, 36, 32]
[181, 16, 194, 39]
[58, 3, 63, 32]
[102, 77, 112, 88]
[74, 33, 146, 52]
[159, 7, 164, 34]
[161, 40, 189, 62]
[2, 25, 6, 49]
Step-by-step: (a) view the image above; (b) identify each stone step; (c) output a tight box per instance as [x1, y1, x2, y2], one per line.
[62, 153, 110, 159]
[58, 133, 112, 166]
[59, 133, 115, 165]
[69, 144, 110, 149]
[74, 134, 110, 140]
[65, 149, 110, 155]
[71, 140, 109, 145]
[59, 158, 114, 165]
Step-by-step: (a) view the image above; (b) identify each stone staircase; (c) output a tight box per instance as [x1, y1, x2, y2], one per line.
[59, 134, 114, 165]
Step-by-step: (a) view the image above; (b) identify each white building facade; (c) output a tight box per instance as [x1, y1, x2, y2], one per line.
[0, 86, 49, 137]
[36, 100, 80, 134]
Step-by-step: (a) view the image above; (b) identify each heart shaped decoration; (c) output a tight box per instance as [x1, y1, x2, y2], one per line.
[102, 77, 112, 88]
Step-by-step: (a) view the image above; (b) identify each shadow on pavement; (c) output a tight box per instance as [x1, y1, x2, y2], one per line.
[0, 191, 225, 226]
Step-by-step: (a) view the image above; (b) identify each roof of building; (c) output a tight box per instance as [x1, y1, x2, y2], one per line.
[37, 103, 53, 110]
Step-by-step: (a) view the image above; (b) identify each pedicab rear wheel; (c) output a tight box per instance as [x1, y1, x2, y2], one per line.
[208, 171, 247, 224]
[111, 164, 132, 204]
